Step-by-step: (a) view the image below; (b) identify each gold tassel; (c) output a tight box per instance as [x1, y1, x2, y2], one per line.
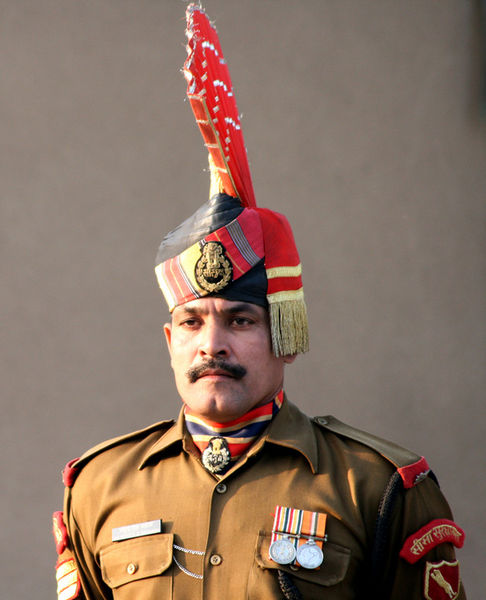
[269, 297, 309, 357]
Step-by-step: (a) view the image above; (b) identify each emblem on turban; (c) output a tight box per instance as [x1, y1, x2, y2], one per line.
[195, 242, 233, 293]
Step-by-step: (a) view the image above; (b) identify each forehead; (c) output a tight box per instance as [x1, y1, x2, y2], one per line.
[172, 297, 268, 319]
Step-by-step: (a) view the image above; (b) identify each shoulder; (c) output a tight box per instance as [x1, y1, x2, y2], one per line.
[62, 419, 175, 488]
[313, 415, 432, 489]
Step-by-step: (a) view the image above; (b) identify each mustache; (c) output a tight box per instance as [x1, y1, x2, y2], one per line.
[186, 358, 247, 383]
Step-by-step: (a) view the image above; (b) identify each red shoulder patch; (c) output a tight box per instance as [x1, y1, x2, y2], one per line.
[62, 458, 80, 488]
[400, 519, 465, 564]
[55, 558, 81, 600]
[52, 511, 69, 555]
[424, 560, 461, 600]
[397, 456, 430, 488]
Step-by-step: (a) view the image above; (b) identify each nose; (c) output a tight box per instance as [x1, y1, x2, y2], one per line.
[198, 319, 229, 358]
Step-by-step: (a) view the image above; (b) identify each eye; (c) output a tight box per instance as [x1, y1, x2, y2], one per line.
[231, 316, 254, 327]
[178, 317, 200, 329]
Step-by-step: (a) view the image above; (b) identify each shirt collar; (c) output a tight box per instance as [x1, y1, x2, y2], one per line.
[139, 396, 318, 473]
[251, 396, 319, 473]
[139, 408, 186, 469]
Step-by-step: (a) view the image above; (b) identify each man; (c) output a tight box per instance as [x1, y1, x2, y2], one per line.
[52, 5, 466, 599]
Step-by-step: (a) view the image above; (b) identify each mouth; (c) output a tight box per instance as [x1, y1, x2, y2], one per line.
[199, 369, 234, 378]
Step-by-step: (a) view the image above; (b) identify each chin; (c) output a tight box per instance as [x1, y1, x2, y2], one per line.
[200, 396, 248, 422]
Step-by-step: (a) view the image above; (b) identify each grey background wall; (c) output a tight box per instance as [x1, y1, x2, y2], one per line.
[1, 1, 484, 597]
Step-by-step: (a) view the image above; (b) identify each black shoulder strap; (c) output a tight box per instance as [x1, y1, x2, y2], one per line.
[369, 471, 404, 597]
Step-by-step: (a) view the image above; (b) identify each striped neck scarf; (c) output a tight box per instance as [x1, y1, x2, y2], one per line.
[184, 390, 284, 475]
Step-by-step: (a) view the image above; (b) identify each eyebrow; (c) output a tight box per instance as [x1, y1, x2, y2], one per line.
[176, 302, 261, 317]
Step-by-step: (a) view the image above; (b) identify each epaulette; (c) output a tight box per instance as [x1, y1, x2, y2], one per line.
[313, 415, 431, 489]
[62, 419, 175, 488]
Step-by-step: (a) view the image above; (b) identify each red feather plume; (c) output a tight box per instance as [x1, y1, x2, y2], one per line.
[184, 4, 256, 208]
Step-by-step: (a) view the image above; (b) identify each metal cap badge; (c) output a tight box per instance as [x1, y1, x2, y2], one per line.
[195, 242, 233, 293]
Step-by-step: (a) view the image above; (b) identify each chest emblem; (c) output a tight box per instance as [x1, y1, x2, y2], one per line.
[195, 242, 233, 292]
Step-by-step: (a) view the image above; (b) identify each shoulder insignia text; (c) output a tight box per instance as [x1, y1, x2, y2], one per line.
[400, 519, 465, 564]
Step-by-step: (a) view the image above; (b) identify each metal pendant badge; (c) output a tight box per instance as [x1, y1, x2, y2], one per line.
[201, 436, 231, 473]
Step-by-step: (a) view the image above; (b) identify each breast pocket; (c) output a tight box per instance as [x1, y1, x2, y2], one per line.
[247, 531, 351, 599]
[100, 533, 174, 598]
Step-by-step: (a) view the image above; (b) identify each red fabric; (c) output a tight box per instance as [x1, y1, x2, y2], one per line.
[267, 277, 304, 295]
[52, 511, 69, 555]
[400, 519, 465, 564]
[205, 208, 264, 275]
[397, 455, 430, 488]
[62, 458, 80, 488]
[184, 4, 256, 207]
[258, 208, 303, 295]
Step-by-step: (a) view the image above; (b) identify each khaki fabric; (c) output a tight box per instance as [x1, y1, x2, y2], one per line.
[58, 399, 465, 599]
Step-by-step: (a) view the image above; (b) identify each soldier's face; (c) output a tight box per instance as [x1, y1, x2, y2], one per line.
[164, 297, 295, 422]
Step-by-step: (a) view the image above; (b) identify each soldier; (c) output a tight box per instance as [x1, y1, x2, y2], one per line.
[52, 5, 466, 599]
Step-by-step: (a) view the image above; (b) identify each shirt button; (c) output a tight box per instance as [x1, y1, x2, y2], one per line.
[210, 554, 222, 566]
[126, 562, 138, 575]
[216, 483, 227, 494]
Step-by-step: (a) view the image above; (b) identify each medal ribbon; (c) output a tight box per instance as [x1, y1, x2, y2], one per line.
[271, 506, 327, 566]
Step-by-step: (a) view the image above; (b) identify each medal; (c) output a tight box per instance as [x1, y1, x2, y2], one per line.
[296, 538, 324, 569]
[269, 537, 297, 565]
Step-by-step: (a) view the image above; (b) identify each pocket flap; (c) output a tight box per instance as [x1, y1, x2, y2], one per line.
[255, 532, 351, 587]
[100, 533, 174, 588]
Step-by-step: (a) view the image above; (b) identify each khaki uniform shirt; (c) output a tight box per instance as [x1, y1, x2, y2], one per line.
[56, 399, 465, 599]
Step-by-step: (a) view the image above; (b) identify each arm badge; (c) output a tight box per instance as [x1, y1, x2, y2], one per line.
[424, 560, 461, 600]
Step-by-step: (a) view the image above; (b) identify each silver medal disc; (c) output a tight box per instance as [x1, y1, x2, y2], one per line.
[296, 540, 324, 569]
[269, 538, 297, 565]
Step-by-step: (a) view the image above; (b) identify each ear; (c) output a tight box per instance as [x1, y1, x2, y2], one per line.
[163, 322, 172, 355]
[282, 354, 297, 365]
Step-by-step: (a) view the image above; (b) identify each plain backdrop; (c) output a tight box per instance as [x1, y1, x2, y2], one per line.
[1, 1, 485, 597]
